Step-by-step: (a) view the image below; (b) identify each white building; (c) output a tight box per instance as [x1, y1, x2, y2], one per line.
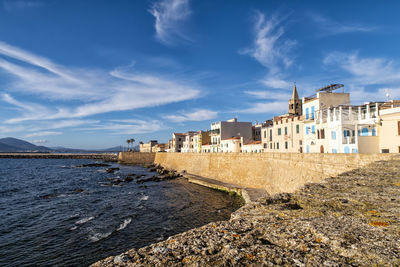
[220, 137, 241, 153]
[209, 118, 252, 153]
[303, 84, 350, 153]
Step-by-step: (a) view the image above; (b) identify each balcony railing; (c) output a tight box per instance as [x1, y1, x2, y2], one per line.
[210, 129, 220, 135]
[342, 136, 356, 144]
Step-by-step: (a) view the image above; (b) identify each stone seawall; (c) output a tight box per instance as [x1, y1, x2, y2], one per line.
[154, 152, 396, 194]
[118, 152, 155, 165]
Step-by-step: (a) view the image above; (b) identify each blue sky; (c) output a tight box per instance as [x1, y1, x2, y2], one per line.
[1, 0, 400, 149]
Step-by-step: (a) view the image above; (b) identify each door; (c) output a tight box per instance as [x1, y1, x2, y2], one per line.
[320, 145, 324, 153]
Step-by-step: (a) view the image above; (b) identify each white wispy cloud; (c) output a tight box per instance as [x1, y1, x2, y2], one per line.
[324, 51, 400, 85]
[164, 109, 218, 123]
[260, 77, 292, 89]
[149, 0, 192, 45]
[25, 131, 62, 138]
[2, 0, 43, 12]
[245, 90, 291, 101]
[82, 119, 164, 135]
[237, 101, 288, 114]
[311, 14, 377, 36]
[0, 41, 200, 123]
[240, 12, 296, 75]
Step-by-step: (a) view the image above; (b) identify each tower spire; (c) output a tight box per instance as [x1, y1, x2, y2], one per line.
[292, 83, 299, 100]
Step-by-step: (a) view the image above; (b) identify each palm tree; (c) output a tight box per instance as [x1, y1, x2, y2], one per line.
[126, 139, 131, 152]
[130, 138, 135, 151]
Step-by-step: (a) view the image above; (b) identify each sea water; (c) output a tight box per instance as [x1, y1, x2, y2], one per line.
[0, 158, 243, 267]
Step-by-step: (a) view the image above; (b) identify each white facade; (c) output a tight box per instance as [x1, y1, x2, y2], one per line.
[314, 103, 381, 153]
[210, 118, 252, 153]
[241, 141, 263, 153]
[220, 137, 241, 152]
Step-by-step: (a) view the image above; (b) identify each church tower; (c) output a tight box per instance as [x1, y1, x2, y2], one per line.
[289, 84, 302, 116]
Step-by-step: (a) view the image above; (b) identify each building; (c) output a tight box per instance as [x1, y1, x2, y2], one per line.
[303, 84, 350, 153]
[379, 100, 400, 153]
[139, 140, 158, 152]
[193, 131, 211, 153]
[262, 115, 304, 153]
[252, 123, 263, 141]
[209, 118, 252, 153]
[289, 84, 302, 116]
[241, 140, 263, 153]
[314, 102, 382, 153]
[151, 143, 167, 152]
[170, 133, 185, 152]
[181, 132, 196, 153]
[220, 137, 241, 152]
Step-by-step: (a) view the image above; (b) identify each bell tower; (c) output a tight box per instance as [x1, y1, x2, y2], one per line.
[289, 84, 302, 115]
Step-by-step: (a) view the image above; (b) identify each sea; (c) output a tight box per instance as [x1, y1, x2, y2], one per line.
[0, 158, 243, 267]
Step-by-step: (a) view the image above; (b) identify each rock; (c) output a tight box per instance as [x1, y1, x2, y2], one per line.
[124, 176, 134, 182]
[74, 188, 84, 193]
[76, 163, 111, 168]
[91, 158, 400, 267]
[106, 167, 119, 173]
[40, 193, 57, 199]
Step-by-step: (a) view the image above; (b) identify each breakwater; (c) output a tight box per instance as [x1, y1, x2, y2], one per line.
[120, 152, 396, 194]
[92, 156, 400, 266]
[0, 153, 118, 161]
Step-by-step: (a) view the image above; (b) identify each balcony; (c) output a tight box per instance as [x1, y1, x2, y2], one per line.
[210, 129, 220, 135]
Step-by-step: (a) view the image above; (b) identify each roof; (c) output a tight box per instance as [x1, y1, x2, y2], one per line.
[292, 84, 299, 100]
[173, 133, 186, 136]
[243, 141, 262, 145]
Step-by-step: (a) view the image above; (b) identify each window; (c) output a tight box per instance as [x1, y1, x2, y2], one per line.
[306, 145, 310, 153]
[312, 125, 315, 134]
[296, 124, 300, 134]
[270, 143, 272, 149]
[372, 128, 377, 136]
[332, 131, 336, 140]
[317, 130, 320, 139]
[332, 149, 337, 153]
[361, 128, 368, 136]
[277, 142, 279, 149]
[278, 128, 281, 135]
[269, 129, 272, 141]
[284, 127, 287, 135]
[311, 106, 315, 119]
[398, 121, 400, 135]
[306, 108, 309, 120]
[264, 143, 267, 148]
[285, 141, 288, 149]
[264, 130, 266, 138]
[321, 129, 325, 139]
[178, 138, 181, 141]
[306, 126, 309, 135]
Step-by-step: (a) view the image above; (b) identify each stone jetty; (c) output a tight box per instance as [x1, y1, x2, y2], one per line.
[0, 153, 118, 161]
[92, 156, 400, 266]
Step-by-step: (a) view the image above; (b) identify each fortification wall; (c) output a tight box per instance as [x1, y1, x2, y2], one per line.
[118, 152, 155, 165]
[153, 152, 395, 194]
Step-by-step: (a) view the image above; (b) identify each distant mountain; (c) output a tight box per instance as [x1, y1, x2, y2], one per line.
[0, 137, 52, 152]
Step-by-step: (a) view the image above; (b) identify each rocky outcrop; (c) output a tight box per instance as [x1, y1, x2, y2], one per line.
[92, 157, 400, 266]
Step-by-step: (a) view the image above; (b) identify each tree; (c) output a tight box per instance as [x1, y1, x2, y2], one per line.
[126, 139, 131, 152]
[130, 138, 135, 151]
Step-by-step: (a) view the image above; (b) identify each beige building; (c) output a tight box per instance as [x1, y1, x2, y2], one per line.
[181, 132, 197, 153]
[262, 116, 303, 153]
[151, 143, 167, 152]
[379, 101, 400, 153]
[139, 140, 158, 152]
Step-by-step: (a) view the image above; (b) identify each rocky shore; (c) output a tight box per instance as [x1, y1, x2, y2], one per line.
[92, 157, 400, 266]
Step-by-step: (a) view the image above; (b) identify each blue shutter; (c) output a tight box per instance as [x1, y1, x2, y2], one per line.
[311, 106, 315, 119]
[306, 108, 309, 120]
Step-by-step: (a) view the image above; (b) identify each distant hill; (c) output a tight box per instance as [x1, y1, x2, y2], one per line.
[0, 137, 124, 153]
[0, 137, 52, 152]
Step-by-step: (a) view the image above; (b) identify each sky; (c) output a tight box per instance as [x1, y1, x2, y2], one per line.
[1, 0, 400, 149]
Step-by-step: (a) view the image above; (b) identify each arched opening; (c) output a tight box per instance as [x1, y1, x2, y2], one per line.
[320, 145, 324, 153]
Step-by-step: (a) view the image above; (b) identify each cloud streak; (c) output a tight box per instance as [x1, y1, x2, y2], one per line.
[149, 0, 192, 45]
[0, 41, 201, 123]
[311, 14, 377, 36]
[241, 12, 296, 75]
[164, 109, 218, 122]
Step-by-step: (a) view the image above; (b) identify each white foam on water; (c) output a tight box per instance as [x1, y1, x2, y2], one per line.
[69, 226, 78, 231]
[75, 216, 94, 224]
[88, 231, 112, 242]
[117, 218, 132, 231]
[139, 195, 149, 201]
